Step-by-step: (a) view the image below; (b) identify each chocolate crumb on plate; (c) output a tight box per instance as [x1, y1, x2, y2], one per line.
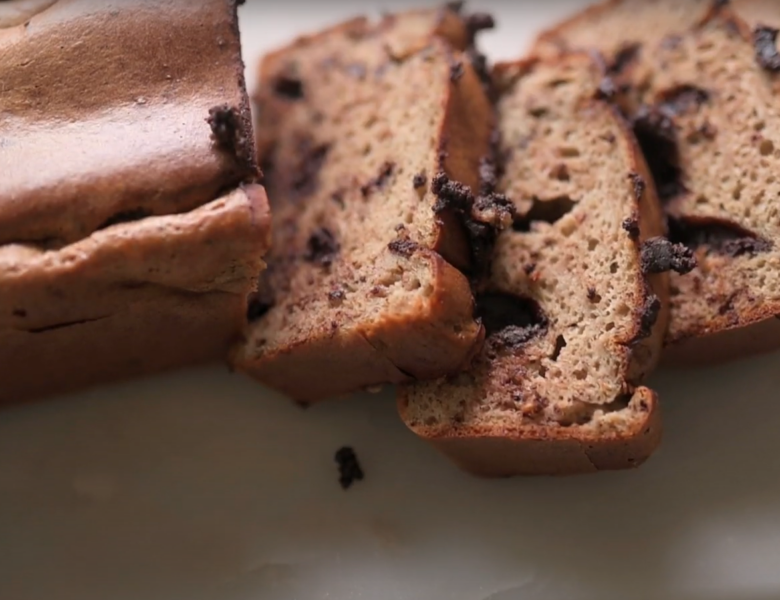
[335, 446, 364, 489]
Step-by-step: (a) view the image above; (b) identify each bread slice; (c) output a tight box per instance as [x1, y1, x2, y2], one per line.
[0, 0, 271, 403]
[398, 54, 681, 476]
[535, 1, 780, 365]
[233, 7, 507, 402]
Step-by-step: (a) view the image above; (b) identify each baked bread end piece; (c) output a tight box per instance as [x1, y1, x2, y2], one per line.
[0, 185, 271, 404]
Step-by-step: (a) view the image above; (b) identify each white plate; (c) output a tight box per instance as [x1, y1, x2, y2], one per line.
[3, 2, 780, 599]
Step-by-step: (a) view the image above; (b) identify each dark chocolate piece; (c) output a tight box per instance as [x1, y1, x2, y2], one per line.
[335, 446, 364, 490]
[754, 26, 780, 72]
[412, 172, 427, 189]
[622, 215, 640, 240]
[207, 104, 248, 161]
[388, 238, 420, 257]
[304, 227, 339, 267]
[291, 137, 330, 198]
[608, 43, 641, 75]
[273, 74, 304, 99]
[668, 217, 773, 257]
[632, 104, 685, 201]
[635, 293, 661, 342]
[640, 237, 697, 274]
[361, 161, 395, 197]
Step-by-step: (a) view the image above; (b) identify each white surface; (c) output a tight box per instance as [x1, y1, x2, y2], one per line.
[3, 2, 780, 599]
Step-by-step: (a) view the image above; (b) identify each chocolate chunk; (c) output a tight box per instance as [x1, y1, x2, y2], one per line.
[304, 227, 339, 267]
[361, 161, 395, 197]
[206, 104, 247, 159]
[450, 60, 465, 82]
[754, 26, 780, 72]
[431, 172, 474, 213]
[273, 74, 304, 99]
[465, 12, 495, 35]
[432, 172, 511, 277]
[640, 237, 697, 274]
[388, 238, 420, 257]
[476, 292, 547, 348]
[632, 104, 685, 201]
[628, 172, 646, 201]
[445, 1, 465, 13]
[328, 288, 346, 304]
[608, 42, 641, 75]
[466, 47, 492, 95]
[635, 293, 661, 342]
[721, 236, 773, 256]
[412, 172, 427, 189]
[622, 215, 640, 240]
[668, 217, 773, 257]
[334, 446, 364, 490]
[658, 85, 709, 116]
[291, 138, 330, 198]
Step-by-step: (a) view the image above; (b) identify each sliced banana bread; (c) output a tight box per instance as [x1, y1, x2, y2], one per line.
[534, 1, 780, 364]
[398, 54, 688, 476]
[233, 7, 507, 402]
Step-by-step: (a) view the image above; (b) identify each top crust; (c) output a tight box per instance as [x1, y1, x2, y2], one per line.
[0, 0, 255, 247]
[232, 8, 499, 402]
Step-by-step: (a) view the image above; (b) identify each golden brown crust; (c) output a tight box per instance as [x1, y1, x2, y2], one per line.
[404, 388, 660, 477]
[0, 0, 255, 247]
[0, 185, 271, 404]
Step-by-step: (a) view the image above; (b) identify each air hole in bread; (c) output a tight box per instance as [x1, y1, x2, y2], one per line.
[476, 292, 547, 348]
[550, 334, 567, 361]
[668, 216, 773, 257]
[513, 195, 576, 232]
[97, 208, 151, 230]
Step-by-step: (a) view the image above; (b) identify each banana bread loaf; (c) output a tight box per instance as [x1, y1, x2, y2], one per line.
[0, 0, 271, 402]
